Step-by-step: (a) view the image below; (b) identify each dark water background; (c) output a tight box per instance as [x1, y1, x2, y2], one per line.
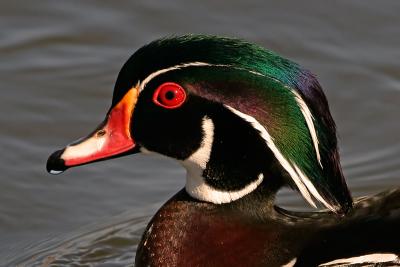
[1, 1, 399, 266]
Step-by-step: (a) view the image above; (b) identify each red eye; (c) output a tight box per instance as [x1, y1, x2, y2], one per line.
[153, 82, 186, 109]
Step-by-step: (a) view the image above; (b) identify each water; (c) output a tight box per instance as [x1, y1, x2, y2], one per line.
[1, 1, 399, 266]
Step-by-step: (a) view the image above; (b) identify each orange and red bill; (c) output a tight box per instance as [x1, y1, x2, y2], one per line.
[47, 87, 139, 174]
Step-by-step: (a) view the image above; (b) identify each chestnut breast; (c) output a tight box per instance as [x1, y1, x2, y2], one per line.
[135, 190, 299, 267]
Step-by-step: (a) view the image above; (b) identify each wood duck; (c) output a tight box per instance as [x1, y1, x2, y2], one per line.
[47, 35, 400, 267]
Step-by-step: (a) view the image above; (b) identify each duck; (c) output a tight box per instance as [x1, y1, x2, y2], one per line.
[46, 35, 400, 267]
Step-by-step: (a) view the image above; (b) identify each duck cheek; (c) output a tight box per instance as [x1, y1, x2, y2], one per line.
[132, 112, 204, 160]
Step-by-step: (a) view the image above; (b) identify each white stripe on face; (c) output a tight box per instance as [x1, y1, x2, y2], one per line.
[225, 105, 336, 212]
[140, 62, 224, 92]
[292, 90, 322, 167]
[139, 62, 322, 171]
[225, 105, 315, 208]
[181, 116, 264, 204]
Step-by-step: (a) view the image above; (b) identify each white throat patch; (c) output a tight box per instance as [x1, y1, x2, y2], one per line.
[181, 116, 264, 204]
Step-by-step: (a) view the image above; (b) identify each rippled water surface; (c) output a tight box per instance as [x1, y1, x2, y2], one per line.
[1, 1, 399, 266]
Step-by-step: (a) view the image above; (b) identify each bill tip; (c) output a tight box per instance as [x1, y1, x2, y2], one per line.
[49, 169, 64, 175]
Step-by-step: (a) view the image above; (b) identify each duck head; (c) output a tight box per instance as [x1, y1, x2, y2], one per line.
[47, 35, 352, 214]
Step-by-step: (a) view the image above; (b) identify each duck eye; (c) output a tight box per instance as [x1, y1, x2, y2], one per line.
[153, 82, 186, 109]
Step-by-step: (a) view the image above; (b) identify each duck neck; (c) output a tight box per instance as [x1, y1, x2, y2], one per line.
[180, 159, 285, 216]
[180, 112, 283, 206]
[182, 160, 267, 205]
[135, 185, 294, 267]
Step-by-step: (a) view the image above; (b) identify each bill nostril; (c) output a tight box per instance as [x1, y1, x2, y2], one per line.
[96, 129, 106, 137]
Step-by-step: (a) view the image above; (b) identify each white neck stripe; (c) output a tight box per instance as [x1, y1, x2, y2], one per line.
[182, 116, 264, 204]
[282, 258, 297, 267]
[319, 253, 399, 266]
[185, 116, 214, 170]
